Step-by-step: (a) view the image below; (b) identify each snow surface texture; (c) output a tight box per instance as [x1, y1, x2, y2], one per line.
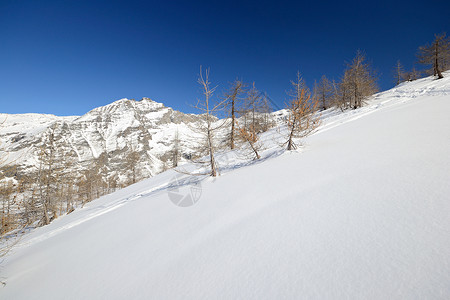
[1, 73, 450, 299]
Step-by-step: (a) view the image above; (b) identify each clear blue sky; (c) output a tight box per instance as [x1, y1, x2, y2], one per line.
[1, 0, 448, 116]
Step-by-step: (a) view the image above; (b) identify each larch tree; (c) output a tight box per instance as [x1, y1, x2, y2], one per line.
[316, 75, 333, 110]
[36, 126, 61, 225]
[190, 67, 228, 177]
[171, 129, 181, 167]
[259, 94, 274, 132]
[329, 78, 344, 111]
[342, 51, 378, 109]
[77, 156, 106, 205]
[0, 118, 7, 167]
[394, 60, 405, 85]
[417, 33, 450, 79]
[284, 72, 321, 150]
[0, 180, 15, 235]
[410, 67, 421, 81]
[96, 152, 110, 194]
[224, 79, 245, 150]
[76, 169, 92, 205]
[125, 147, 140, 185]
[338, 71, 352, 110]
[403, 66, 421, 82]
[0, 118, 26, 274]
[56, 145, 77, 215]
[236, 120, 262, 160]
[0, 119, 9, 234]
[241, 82, 272, 133]
[242, 82, 260, 129]
[107, 173, 119, 194]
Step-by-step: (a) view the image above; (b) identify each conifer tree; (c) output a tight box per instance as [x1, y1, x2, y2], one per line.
[284, 72, 321, 150]
[316, 75, 333, 110]
[172, 129, 181, 167]
[190, 67, 228, 177]
[394, 60, 405, 85]
[224, 80, 245, 150]
[417, 33, 450, 79]
[236, 120, 262, 160]
[125, 147, 140, 185]
[341, 51, 378, 109]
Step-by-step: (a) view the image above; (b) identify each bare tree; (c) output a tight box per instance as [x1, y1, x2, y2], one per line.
[417, 33, 450, 79]
[240, 82, 272, 133]
[125, 147, 140, 185]
[410, 67, 421, 81]
[62, 172, 76, 214]
[329, 79, 344, 111]
[18, 175, 39, 227]
[342, 50, 378, 109]
[0, 131, 22, 286]
[260, 94, 274, 132]
[403, 66, 421, 82]
[96, 152, 110, 194]
[316, 75, 333, 110]
[236, 121, 262, 160]
[55, 147, 77, 215]
[77, 167, 98, 205]
[107, 174, 119, 194]
[394, 60, 405, 85]
[36, 126, 60, 225]
[0, 120, 25, 282]
[190, 67, 228, 177]
[0, 118, 7, 167]
[339, 71, 352, 110]
[0, 180, 15, 235]
[284, 72, 321, 150]
[75, 154, 107, 206]
[171, 129, 181, 167]
[243, 82, 260, 129]
[0, 119, 11, 234]
[224, 79, 245, 150]
[34, 125, 82, 224]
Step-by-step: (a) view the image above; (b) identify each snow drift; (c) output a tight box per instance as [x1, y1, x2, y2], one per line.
[1, 73, 450, 299]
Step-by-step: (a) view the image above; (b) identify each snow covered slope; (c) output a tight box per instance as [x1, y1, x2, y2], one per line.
[1, 74, 450, 299]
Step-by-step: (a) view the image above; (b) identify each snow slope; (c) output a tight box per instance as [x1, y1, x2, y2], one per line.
[1, 74, 450, 299]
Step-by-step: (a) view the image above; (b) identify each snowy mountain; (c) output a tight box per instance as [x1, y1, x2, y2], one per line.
[1, 73, 450, 299]
[0, 97, 205, 181]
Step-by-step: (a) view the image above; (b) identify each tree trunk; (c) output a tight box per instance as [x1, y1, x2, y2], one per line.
[208, 128, 216, 177]
[231, 97, 235, 150]
[435, 41, 443, 79]
[287, 117, 297, 150]
[249, 141, 260, 159]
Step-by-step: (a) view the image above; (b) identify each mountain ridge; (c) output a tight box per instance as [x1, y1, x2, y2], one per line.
[0, 97, 206, 180]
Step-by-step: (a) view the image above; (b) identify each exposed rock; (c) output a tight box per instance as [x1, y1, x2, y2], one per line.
[0, 98, 206, 183]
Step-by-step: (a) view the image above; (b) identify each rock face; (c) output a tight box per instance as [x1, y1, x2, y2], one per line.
[0, 98, 205, 182]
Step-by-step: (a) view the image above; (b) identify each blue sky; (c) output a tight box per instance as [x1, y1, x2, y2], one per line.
[1, 0, 448, 116]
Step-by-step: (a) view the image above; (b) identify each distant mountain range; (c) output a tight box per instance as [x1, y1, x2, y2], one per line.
[0, 98, 209, 182]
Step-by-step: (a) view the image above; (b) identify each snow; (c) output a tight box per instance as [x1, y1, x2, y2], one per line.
[0, 97, 202, 179]
[0, 113, 77, 135]
[1, 74, 450, 299]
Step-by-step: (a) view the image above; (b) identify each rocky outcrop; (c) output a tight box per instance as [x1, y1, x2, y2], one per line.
[0, 98, 205, 182]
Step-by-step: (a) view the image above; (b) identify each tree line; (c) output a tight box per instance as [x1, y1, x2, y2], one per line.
[0, 123, 143, 235]
[184, 49, 380, 177]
